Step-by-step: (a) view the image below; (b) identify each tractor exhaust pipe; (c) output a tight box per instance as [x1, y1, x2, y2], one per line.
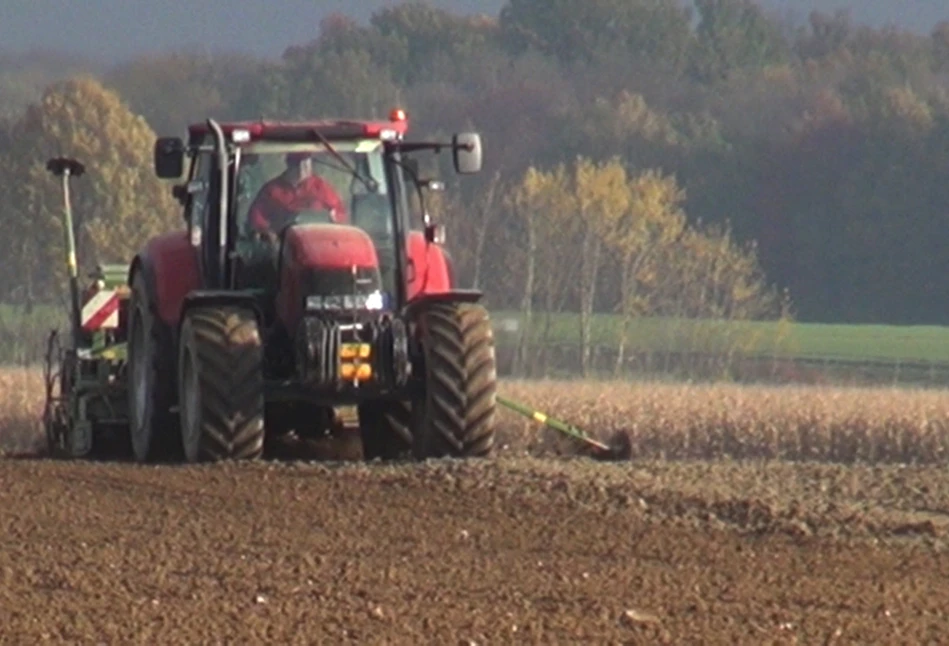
[497, 395, 632, 462]
[45, 157, 86, 343]
[207, 118, 230, 290]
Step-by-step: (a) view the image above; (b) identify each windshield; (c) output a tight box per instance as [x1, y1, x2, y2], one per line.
[234, 139, 392, 237]
[233, 139, 400, 297]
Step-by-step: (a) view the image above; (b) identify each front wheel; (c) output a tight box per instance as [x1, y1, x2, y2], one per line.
[410, 301, 498, 460]
[178, 305, 266, 462]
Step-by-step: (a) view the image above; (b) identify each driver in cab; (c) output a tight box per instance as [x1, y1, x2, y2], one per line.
[246, 151, 348, 243]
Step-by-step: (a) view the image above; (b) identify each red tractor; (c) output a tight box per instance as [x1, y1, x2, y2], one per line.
[127, 110, 498, 463]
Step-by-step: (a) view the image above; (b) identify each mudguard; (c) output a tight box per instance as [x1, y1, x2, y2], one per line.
[405, 230, 456, 300]
[129, 230, 200, 328]
[402, 230, 483, 319]
[402, 289, 484, 318]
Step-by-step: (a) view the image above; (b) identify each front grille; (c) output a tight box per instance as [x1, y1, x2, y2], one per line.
[300, 266, 381, 297]
[295, 313, 410, 390]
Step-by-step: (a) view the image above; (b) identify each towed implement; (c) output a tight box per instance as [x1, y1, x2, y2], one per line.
[44, 109, 500, 463]
[43, 157, 132, 458]
[496, 395, 632, 461]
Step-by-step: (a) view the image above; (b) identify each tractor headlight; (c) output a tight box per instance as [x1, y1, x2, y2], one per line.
[365, 291, 384, 310]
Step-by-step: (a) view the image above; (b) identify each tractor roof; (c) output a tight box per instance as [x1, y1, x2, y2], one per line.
[187, 110, 410, 145]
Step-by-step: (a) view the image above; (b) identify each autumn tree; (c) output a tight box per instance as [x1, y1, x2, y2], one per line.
[498, 154, 788, 376]
[934, 22, 949, 72]
[573, 156, 631, 376]
[499, 0, 694, 72]
[690, 0, 790, 82]
[8, 0, 949, 330]
[562, 90, 689, 180]
[506, 166, 552, 374]
[0, 51, 98, 122]
[504, 162, 580, 375]
[370, 2, 501, 86]
[276, 43, 402, 120]
[600, 169, 688, 373]
[794, 10, 854, 61]
[661, 220, 789, 377]
[0, 76, 179, 304]
[436, 169, 505, 292]
[103, 51, 266, 135]
[285, 11, 411, 91]
[672, 220, 783, 322]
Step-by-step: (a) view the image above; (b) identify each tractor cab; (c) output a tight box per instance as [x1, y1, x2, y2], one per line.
[154, 110, 479, 338]
[229, 136, 399, 304]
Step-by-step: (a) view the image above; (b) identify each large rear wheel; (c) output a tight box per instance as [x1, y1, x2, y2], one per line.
[178, 305, 265, 462]
[410, 301, 498, 460]
[127, 270, 181, 462]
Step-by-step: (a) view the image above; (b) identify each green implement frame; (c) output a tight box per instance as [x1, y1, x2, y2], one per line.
[496, 395, 632, 461]
[43, 157, 131, 459]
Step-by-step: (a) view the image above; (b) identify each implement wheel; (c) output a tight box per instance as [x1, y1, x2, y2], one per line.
[177, 305, 265, 462]
[410, 301, 498, 460]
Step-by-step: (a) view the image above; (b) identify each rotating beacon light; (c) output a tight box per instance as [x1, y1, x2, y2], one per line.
[389, 108, 407, 123]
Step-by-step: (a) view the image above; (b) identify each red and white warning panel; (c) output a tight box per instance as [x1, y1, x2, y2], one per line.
[81, 289, 120, 332]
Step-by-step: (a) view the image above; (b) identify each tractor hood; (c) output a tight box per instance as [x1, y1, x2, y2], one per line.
[282, 223, 379, 271]
[276, 223, 386, 332]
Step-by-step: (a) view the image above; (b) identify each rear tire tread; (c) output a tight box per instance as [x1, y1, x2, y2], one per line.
[413, 301, 497, 459]
[180, 306, 265, 462]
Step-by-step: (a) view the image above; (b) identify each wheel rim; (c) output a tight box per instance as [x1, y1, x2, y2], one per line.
[180, 346, 202, 462]
[129, 305, 150, 457]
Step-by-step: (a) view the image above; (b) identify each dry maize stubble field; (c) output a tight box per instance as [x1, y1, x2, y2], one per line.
[3, 369, 949, 643]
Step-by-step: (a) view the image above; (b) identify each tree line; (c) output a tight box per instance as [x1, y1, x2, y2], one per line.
[2, 0, 949, 327]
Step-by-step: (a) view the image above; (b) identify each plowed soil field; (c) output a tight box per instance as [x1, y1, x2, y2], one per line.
[5, 376, 949, 643]
[3, 449, 949, 644]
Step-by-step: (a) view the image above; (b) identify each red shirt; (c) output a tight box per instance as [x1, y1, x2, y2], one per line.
[247, 174, 348, 233]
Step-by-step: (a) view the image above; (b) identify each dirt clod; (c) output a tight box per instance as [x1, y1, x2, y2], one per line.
[623, 609, 661, 625]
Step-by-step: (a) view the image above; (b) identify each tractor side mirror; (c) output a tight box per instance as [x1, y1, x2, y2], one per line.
[155, 137, 185, 179]
[452, 132, 482, 175]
